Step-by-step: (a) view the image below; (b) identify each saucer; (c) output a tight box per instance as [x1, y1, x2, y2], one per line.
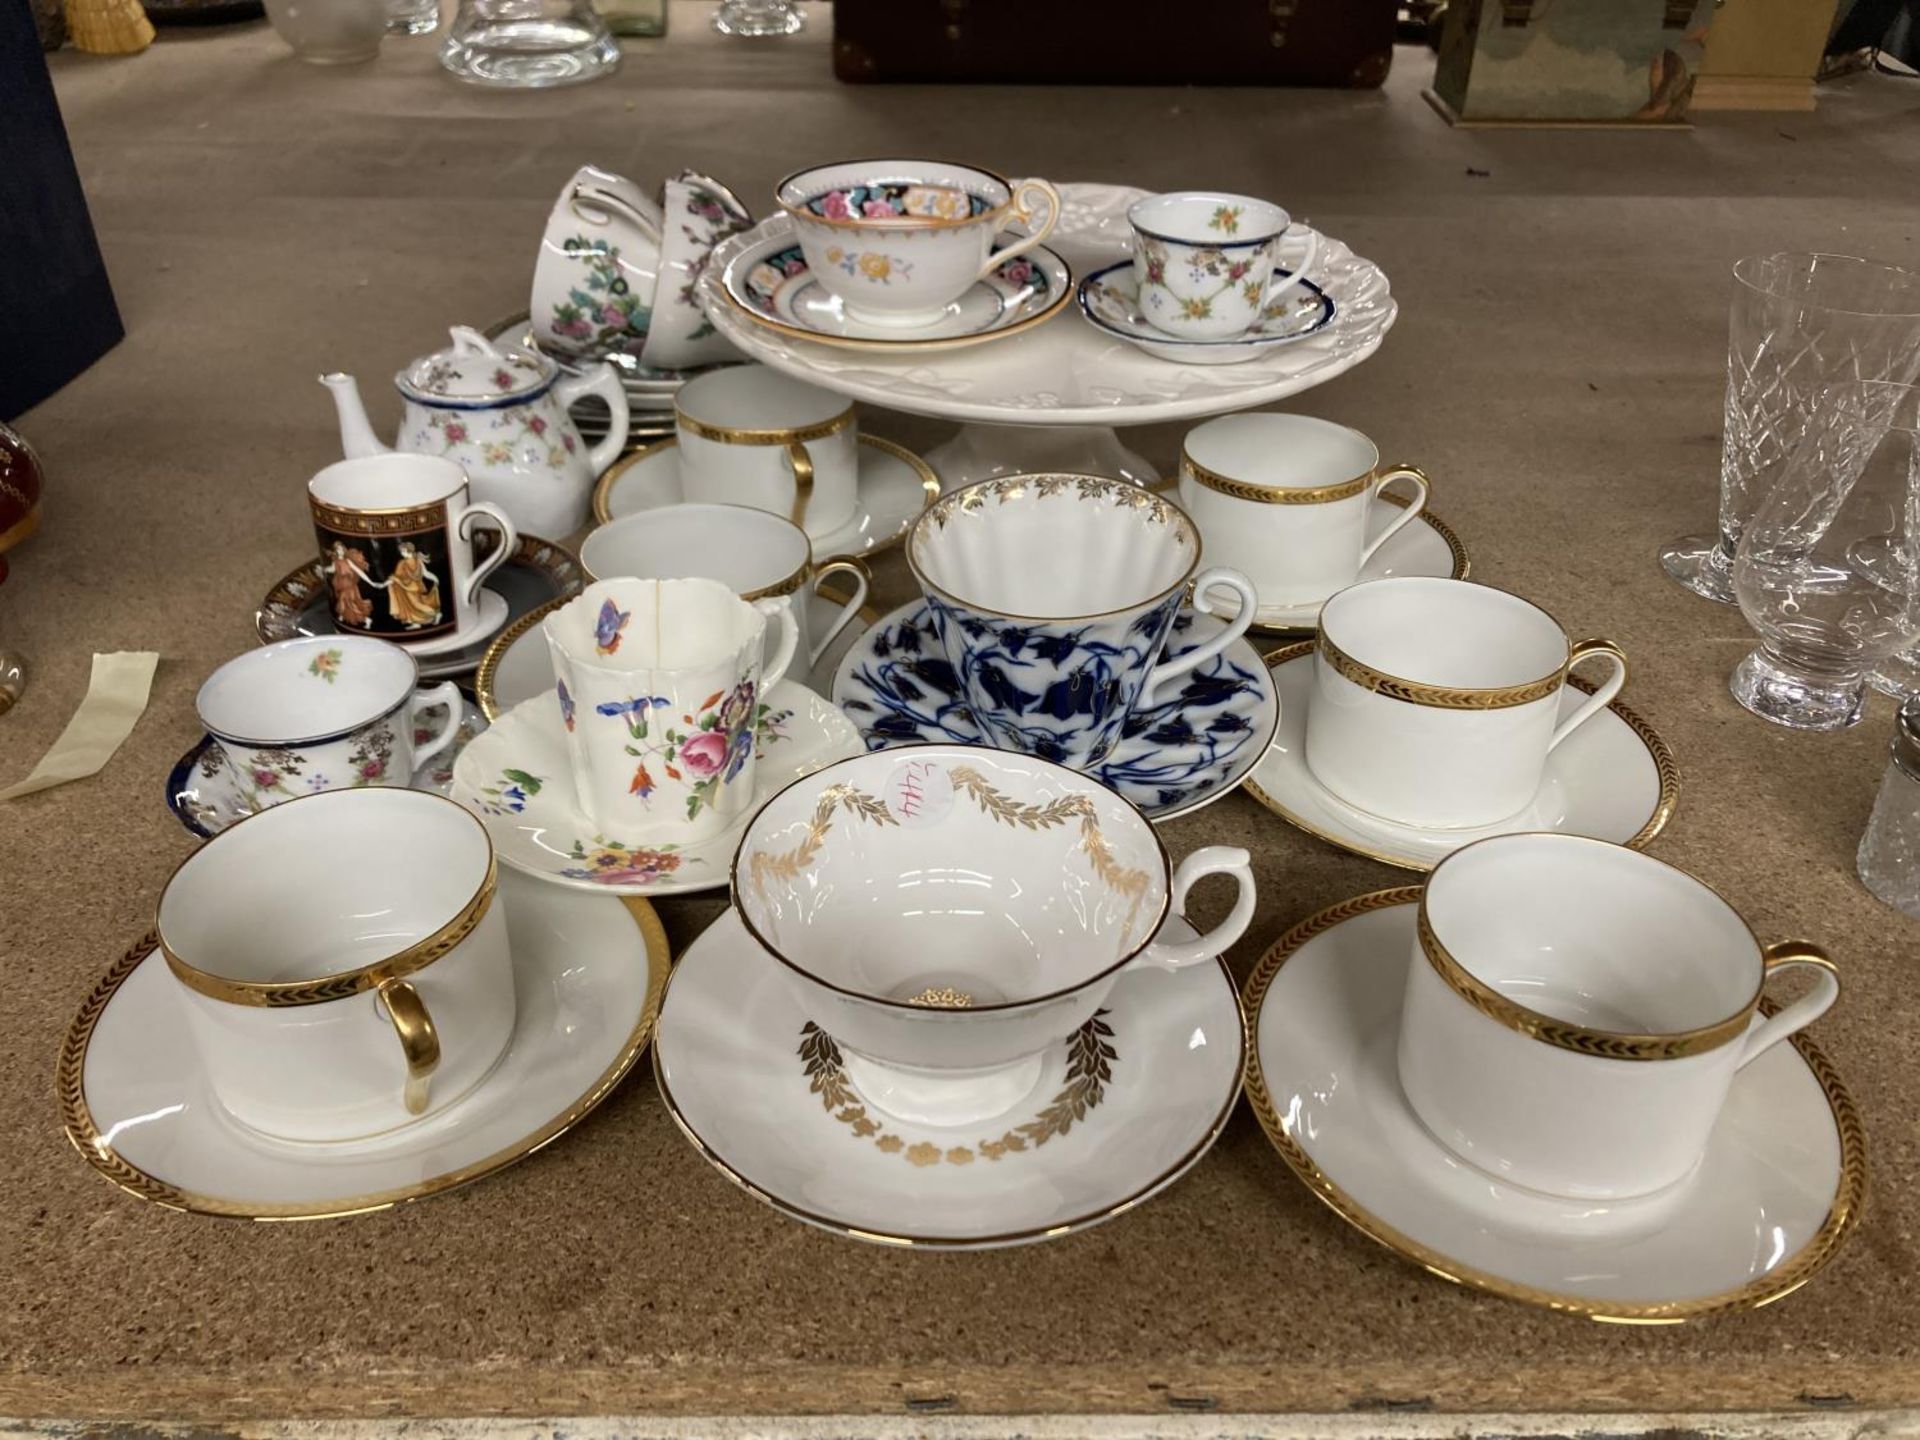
[58, 869, 668, 1219]
[1246, 500, 1470, 633]
[451, 681, 864, 898]
[832, 601, 1279, 822]
[591, 435, 939, 560]
[716, 216, 1073, 352]
[257, 534, 584, 681]
[165, 694, 489, 840]
[474, 590, 876, 716]
[654, 908, 1242, 1249]
[1242, 888, 1865, 1319]
[1077, 260, 1335, 366]
[1244, 642, 1678, 871]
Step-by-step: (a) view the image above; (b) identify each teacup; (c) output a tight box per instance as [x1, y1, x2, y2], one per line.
[640, 170, 754, 371]
[674, 364, 858, 540]
[580, 503, 870, 669]
[907, 474, 1259, 769]
[1179, 414, 1430, 610]
[156, 788, 514, 1143]
[733, 744, 1255, 1126]
[1304, 577, 1628, 829]
[532, 164, 663, 363]
[1400, 832, 1841, 1199]
[308, 453, 518, 648]
[1128, 191, 1320, 341]
[196, 635, 462, 813]
[775, 159, 1062, 329]
[542, 576, 800, 844]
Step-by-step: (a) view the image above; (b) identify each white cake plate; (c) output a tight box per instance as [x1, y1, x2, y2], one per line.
[698, 182, 1398, 489]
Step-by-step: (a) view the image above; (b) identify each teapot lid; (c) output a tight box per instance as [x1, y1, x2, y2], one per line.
[396, 326, 553, 406]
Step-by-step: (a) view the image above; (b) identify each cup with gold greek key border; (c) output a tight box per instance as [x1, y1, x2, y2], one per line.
[155, 788, 514, 1143]
[1179, 413, 1430, 611]
[1304, 577, 1628, 830]
[1400, 832, 1840, 1200]
[731, 744, 1255, 1127]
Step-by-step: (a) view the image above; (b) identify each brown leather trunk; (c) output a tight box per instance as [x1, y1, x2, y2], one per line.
[832, 0, 1397, 87]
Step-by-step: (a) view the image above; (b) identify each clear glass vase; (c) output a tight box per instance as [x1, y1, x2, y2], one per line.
[1730, 380, 1920, 730]
[712, 0, 804, 36]
[1662, 254, 1920, 605]
[441, 0, 620, 87]
[263, 0, 387, 61]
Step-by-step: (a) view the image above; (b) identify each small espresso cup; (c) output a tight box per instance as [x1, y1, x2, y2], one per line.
[907, 474, 1259, 770]
[1399, 832, 1841, 1199]
[1304, 577, 1627, 829]
[776, 158, 1062, 329]
[580, 503, 870, 669]
[309, 453, 518, 646]
[196, 635, 461, 813]
[1129, 191, 1321, 341]
[157, 788, 515, 1143]
[674, 365, 858, 541]
[543, 577, 801, 845]
[1180, 414, 1430, 612]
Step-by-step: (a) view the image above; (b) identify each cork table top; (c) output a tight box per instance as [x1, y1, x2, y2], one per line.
[7, 8, 1920, 1420]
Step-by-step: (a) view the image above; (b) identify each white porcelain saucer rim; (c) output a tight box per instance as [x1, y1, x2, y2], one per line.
[1242, 641, 1679, 872]
[1239, 888, 1867, 1321]
[1076, 259, 1335, 350]
[653, 911, 1244, 1249]
[57, 893, 670, 1220]
[1246, 502, 1471, 633]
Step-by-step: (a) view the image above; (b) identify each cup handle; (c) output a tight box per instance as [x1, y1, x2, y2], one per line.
[1357, 465, 1432, 567]
[1735, 943, 1840, 1072]
[782, 441, 816, 530]
[551, 362, 632, 477]
[975, 178, 1062, 284]
[407, 680, 465, 773]
[806, 556, 872, 665]
[455, 501, 519, 609]
[1259, 227, 1321, 308]
[1136, 846, 1256, 971]
[1136, 567, 1260, 709]
[754, 595, 802, 693]
[376, 977, 440, 1117]
[1545, 638, 1628, 753]
[569, 179, 664, 243]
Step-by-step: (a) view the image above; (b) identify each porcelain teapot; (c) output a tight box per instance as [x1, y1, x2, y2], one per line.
[323, 327, 630, 539]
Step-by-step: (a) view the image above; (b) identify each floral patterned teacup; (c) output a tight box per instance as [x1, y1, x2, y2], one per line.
[532, 165, 664, 364]
[542, 577, 800, 846]
[194, 635, 462, 816]
[776, 159, 1061, 329]
[1128, 191, 1320, 341]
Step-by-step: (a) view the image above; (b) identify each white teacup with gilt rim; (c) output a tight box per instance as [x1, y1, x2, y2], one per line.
[1305, 577, 1628, 830]
[775, 159, 1063, 329]
[1129, 191, 1320, 341]
[674, 364, 860, 540]
[731, 744, 1256, 1127]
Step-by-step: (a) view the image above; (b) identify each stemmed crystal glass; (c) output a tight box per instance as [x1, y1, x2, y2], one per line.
[1730, 380, 1920, 731]
[1663, 254, 1920, 605]
[712, 0, 804, 36]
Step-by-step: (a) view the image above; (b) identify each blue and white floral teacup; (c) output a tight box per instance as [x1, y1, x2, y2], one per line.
[776, 159, 1061, 330]
[906, 474, 1260, 770]
[1128, 191, 1320, 341]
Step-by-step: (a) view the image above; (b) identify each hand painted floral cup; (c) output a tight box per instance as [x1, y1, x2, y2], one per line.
[156, 788, 514, 1142]
[906, 474, 1259, 770]
[580, 503, 870, 669]
[532, 164, 664, 363]
[641, 170, 754, 371]
[733, 745, 1256, 1126]
[542, 577, 800, 845]
[195, 635, 461, 815]
[674, 364, 859, 540]
[1179, 413, 1430, 610]
[1129, 191, 1320, 341]
[1304, 578, 1628, 830]
[775, 159, 1062, 329]
[1400, 833, 1841, 1200]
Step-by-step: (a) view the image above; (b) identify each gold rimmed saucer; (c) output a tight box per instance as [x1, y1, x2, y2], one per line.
[1243, 641, 1679, 872]
[1241, 888, 1867, 1322]
[58, 873, 667, 1220]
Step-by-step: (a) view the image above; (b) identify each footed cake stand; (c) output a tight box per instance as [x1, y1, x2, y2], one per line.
[697, 183, 1399, 488]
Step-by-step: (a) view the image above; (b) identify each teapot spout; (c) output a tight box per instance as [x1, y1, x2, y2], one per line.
[320, 372, 391, 459]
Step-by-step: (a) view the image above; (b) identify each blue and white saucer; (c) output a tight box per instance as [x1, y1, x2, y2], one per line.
[1076, 260, 1334, 367]
[831, 601, 1279, 822]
